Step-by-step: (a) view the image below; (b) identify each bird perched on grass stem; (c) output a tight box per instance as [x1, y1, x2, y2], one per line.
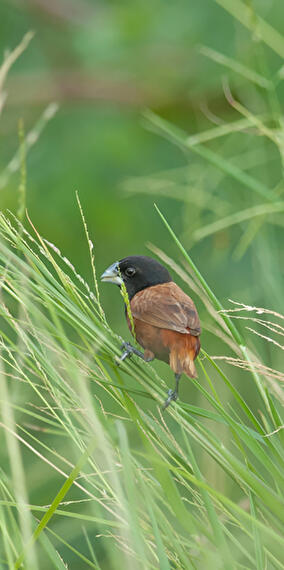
[101, 255, 201, 408]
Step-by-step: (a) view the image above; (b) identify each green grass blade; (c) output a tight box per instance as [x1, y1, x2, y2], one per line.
[13, 436, 98, 569]
[143, 110, 276, 201]
[214, 0, 284, 59]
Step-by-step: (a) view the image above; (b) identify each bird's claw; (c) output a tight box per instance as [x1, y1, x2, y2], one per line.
[163, 389, 178, 410]
[120, 342, 132, 352]
[116, 342, 144, 365]
[116, 343, 132, 365]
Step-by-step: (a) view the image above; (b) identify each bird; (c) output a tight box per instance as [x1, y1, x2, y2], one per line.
[101, 255, 201, 408]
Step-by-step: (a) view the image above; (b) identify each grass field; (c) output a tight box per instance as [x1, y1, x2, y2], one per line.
[0, 1, 284, 568]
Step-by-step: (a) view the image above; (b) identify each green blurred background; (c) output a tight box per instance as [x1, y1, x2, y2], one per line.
[0, 1, 284, 566]
[1, 0, 284, 433]
[1, 0, 284, 402]
[0, 0, 284, 422]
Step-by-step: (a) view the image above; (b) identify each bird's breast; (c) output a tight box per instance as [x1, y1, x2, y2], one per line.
[126, 315, 200, 370]
[126, 316, 169, 362]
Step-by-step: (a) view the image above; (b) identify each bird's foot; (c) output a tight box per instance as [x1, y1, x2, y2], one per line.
[117, 342, 145, 364]
[163, 389, 178, 410]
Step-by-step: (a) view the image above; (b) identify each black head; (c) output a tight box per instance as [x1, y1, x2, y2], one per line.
[101, 255, 172, 299]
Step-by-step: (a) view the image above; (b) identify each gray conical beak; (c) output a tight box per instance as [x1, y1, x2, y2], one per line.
[101, 261, 123, 285]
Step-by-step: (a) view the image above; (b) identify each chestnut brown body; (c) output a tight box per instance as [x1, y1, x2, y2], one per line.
[127, 282, 201, 378]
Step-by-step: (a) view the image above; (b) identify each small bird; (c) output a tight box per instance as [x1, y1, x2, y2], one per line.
[101, 255, 201, 407]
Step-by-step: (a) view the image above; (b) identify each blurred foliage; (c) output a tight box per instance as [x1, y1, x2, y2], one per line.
[0, 0, 284, 568]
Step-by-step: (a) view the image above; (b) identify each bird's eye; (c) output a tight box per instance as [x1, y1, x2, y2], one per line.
[125, 267, 136, 277]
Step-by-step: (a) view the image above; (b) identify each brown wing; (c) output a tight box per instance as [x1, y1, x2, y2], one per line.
[130, 282, 201, 336]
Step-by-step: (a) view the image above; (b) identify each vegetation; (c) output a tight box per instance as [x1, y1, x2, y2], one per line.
[0, 0, 283, 568]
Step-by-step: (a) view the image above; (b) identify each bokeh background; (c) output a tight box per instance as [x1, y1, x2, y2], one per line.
[1, 0, 284, 451]
[1, 0, 283, 371]
[0, 0, 284, 567]
[1, 2, 283, 308]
